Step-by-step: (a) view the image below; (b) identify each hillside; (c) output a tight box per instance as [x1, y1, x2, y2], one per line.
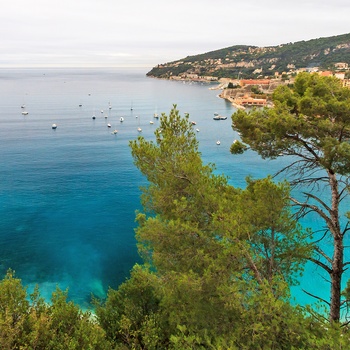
[147, 33, 350, 80]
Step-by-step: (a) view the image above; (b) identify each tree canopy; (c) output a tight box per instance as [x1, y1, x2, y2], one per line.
[94, 105, 337, 349]
[232, 72, 350, 323]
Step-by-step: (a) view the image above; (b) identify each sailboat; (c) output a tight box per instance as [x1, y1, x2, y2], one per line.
[137, 116, 142, 132]
[153, 105, 159, 119]
[21, 93, 27, 110]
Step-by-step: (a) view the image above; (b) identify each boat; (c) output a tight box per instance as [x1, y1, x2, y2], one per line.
[150, 120, 154, 124]
[52, 124, 57, 129]
[120, 117, 124, 122]
[92, 115, 96, 120]
[191, 121, 196, 125]
[112, 129, 118, 134]
[107, 123, 111, 128]
[216, 140, 221, 145]
[21, 104, 25, 109]
[21, 111, 28, 115]
[137, 116, 142, 132]
[213, 113, 227, 120]
[196, 128, 200, 132]
[153, 105, 159, 119]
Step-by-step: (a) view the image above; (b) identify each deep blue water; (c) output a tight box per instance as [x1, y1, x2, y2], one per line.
[0, 67, 346, 310]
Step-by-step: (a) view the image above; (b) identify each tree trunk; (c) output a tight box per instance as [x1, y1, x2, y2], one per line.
[330, 237, 343, 322]
[329, 170, 343, 323]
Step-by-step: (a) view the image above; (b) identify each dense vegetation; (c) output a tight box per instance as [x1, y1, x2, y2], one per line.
[231, 72, 350, 323]
[2, 74, 350, 348]
[147, 33, 350, 79]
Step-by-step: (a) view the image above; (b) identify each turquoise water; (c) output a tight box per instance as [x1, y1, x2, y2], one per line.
[0, 67, 345, 310]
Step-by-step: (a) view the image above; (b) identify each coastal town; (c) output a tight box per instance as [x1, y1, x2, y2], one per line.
[147, 37, 350, 110]
[166, 62, 350, 110]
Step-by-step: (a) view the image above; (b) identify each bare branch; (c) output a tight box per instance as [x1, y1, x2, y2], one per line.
[314, 246, 333, 265]
[307, 256, 332, 274]
[302, 289, 330, 306]
[302, 191, 331, 214]
[290, 197, 334, 232]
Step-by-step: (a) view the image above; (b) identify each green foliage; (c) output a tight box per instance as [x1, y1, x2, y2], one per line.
[233, 73, 350, 169]
[0, 269, 110, 350]
[94, 264, 165, 348]
[251, 85, 263, 95]
[230, 139, 247, 154]
[231, 72, 350, 323]
[101, 105, 325, 348]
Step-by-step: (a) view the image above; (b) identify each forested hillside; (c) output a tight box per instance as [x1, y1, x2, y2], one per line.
[147, 33, 350, 79]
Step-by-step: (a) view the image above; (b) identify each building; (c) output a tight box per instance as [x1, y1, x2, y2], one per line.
[239, 79, 270, 87]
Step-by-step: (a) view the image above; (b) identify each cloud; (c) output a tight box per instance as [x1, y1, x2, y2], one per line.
[1, 0, 349, 67]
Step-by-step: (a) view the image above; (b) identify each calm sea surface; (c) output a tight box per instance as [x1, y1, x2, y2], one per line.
[0, 67, 345, 309]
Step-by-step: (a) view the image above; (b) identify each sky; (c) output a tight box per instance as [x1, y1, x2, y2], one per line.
[1, 0, 350, 68]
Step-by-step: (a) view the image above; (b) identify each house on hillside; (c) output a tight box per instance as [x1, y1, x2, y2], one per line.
[239, 79, 270, 87]
[335, 62, 348, 70]
[235, 96, 267, 107]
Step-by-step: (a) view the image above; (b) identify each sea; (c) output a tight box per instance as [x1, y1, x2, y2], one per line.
[0, 67, 345, 310]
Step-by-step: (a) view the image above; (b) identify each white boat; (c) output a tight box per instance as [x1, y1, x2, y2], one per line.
[21, 104, 25, 109]
[107, 123, 111, 128]
[216, 140, 221, 145]
[21, 111, 28, 115]
[213, 113, 227, 120]
[196, 128, 200, 132]
[137, 115, 142, 132]
[153, 106, 159, 118]
[150, 120, 154, 124]
[120, 117, 124, 122]
[52, 123, 57, 129]
[112, 129, 118, 134]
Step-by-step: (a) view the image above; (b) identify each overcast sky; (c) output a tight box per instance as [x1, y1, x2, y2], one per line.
[1, 0, 349, 68]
